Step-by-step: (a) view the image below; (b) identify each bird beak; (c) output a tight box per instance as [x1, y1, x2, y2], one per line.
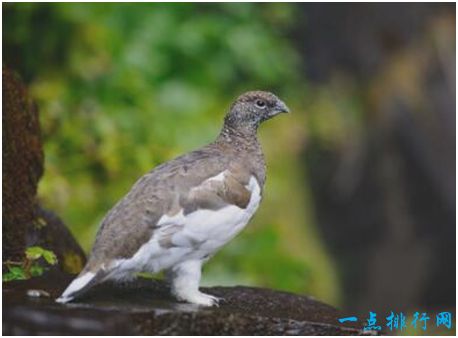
[275, 100, 290, 114]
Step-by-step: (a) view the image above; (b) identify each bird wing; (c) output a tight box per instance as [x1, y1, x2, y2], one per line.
[154, 168, 254, 249]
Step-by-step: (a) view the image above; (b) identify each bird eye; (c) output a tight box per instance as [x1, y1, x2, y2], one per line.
[255, 100, 266, 108]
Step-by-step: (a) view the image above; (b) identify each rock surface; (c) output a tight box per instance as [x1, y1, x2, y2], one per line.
[2, 67, 86, 273]
[3, 274, 375, 335]
[3, 68, 43, 262]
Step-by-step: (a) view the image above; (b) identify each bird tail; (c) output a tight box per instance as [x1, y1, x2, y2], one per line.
[56, 268, 107, 303]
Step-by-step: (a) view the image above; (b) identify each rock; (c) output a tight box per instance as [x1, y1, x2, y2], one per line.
[2, 67, 86, 273]
[27, 208, 87, 274]
[3, 68, 43, 262]
[3, 274, 376, 335]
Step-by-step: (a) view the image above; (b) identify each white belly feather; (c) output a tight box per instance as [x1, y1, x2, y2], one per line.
[110, 173, 261, 280]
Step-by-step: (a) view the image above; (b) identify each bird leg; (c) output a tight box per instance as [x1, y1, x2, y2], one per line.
[167, 259, 220, 307]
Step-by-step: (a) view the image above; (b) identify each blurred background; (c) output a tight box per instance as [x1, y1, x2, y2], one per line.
[4, 2, 455, 327]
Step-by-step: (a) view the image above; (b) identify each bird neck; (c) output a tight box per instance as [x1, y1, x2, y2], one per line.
[216, 123, 260, 151]
[215, 122, 266, 187]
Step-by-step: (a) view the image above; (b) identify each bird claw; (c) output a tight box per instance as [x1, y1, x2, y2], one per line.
[208, 294, 224, 307]
[175, 291, 223, 307]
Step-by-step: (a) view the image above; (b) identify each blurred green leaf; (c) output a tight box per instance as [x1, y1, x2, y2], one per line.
[25, 246, 46, 260]
[42, 250, 58, 265]
[30, 264, 45, 277]
[25, 246, 58, 265]
[3, 266, 27, 282]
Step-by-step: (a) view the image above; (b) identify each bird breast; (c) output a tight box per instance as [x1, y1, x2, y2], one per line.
[112, 175, 261, 276]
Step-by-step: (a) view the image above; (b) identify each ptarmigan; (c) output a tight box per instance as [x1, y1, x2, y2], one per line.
[57, 91, 289, 306]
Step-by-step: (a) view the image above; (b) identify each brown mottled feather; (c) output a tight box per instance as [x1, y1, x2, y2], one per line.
[87, 141, 264, 269]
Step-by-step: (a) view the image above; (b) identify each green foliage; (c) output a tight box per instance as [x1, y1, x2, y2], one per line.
[29, 264, 45, 277]
[25, 246, 58, 265]
[3, 266, 28, 282]
[4, 3, 340, 304]
[3, 246, 58, 282]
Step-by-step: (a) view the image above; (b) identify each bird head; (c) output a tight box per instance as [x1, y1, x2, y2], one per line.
[224, 91, 290, 130]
